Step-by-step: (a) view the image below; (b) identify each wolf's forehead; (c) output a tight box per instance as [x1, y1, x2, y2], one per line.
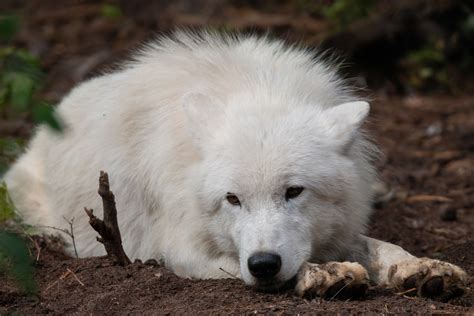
[233, 122, 319, 160]
[224, 134, 319, 186]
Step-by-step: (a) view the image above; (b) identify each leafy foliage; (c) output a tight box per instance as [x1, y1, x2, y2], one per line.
[0, 182, 16, 222]
[101, 4, 122, 19]
[0, 231, 37, 295]
[0, 13, 45, 297]
[0, 14, 62, 132]
[0, 14, 18, 42]
[0, 47, 62, 132]
[402, 43, 448, 90]
[321, 0, 375, 29]
[0, 181, 37, 296]
[0, 138, 24, 177]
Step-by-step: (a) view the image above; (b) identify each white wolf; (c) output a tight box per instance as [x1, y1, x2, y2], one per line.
[4, 31, 466, 298]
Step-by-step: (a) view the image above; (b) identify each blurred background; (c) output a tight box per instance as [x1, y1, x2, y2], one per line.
[1, 1, 474, 140]
[0, 1, 473, 102]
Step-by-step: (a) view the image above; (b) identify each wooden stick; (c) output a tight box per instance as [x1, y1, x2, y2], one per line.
[66, 268, 85, 287]
[84, 171, 131, 266]
[405, 195, 452, 203]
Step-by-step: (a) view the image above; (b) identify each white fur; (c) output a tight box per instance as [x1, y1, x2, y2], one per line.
[4, 31, 377, 287]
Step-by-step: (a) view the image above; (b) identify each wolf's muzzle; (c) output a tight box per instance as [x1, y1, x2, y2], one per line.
[247, 252, 282, 279]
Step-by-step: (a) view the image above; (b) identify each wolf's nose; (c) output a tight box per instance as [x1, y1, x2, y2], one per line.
[248, 252, 282, 279]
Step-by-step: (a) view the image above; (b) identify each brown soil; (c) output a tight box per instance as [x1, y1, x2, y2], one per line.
[1, 237, 473, 315]
[1, 1, 473, 314]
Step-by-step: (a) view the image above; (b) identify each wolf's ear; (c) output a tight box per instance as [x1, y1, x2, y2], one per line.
[323, 101, 370, 150]
[182, 92, 223, 146]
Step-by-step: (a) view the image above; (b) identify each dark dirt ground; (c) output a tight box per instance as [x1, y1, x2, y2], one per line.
[1, 0, 473, 314]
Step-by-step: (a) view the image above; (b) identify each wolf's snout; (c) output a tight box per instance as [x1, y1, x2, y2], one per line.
[247, 252, 282, 279]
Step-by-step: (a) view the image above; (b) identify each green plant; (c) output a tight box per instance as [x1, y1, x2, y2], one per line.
[402, 36, 453, 90]
[0, 14, 18, 42]
[0, 47, 61, 131]
[0, 14, 61, 132]
[0, 182, 16, 222]
[0, 231, 37, 295]
[322, 0, 376, 29]
[0, 138, 24, 177]
[0, 181, 37, 296]
[101, 4, 122, 19]
[0, 13, 46, 297]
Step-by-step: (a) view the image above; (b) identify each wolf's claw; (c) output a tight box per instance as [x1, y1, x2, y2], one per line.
[295, 262, 369, 299]
[388, 258, 467, 300]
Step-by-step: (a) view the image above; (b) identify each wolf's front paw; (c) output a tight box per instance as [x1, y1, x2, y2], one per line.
[388, 258, 467, 299]
[295, 262, 369, 299]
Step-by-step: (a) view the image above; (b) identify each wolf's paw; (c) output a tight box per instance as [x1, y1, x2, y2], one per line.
[295, 262, 369, 299]
[388, 258, 468, 299]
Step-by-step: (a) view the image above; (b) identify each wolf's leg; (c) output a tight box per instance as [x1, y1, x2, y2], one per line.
[359, 235, 467, 299]
[295, 261, 370, 299]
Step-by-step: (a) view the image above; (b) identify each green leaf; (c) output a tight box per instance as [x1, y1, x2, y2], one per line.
[0, 182, 15, 223]
[8, 72, 35, 111]
[0, 231, 37, 295]
[101, 4, 122, 19]
[14, 49, 40, 68]
[0, 14, 19, 42]
[408, 47, 444, 66]
[323, 0, 375, 28]
[0, 138, 25, 178]
[0, 164, 7, 178]
[0, 46, 14, 58]
[32, 102, 63, 132]
[1, 137, 24, 157]
[0, 84, 7, 106]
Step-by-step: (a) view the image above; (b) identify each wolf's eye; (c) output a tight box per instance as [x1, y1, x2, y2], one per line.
[285, 186, 304, 201]
[226, 193, 241, 206]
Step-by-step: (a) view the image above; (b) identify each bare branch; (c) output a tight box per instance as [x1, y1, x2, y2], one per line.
[62, 216, 79, 258]
[84, 171, 131, 266]
[34, 216, 79, 258]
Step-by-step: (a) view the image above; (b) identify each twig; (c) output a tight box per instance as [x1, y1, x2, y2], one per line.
[66, 268, 85, 287]
[44, 270, 71, 292]
[405, 195, 452, 203]
[219, 267, 239, 279]
[395, 287, 417, 295]
[24, 232, 42, 262]
[44, 268, 85, 293]
[84, 171, 131, 266]
[35, 225, 71, 237]
[63, 216, 78, 258]
[35, 217, 79, 258]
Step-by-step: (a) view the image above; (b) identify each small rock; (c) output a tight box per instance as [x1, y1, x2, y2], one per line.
[134, 259, 143, 264]
[425, 122, 443, 137]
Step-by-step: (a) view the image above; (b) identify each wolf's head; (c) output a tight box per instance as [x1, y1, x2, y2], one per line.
[183, 91, 375, 289]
